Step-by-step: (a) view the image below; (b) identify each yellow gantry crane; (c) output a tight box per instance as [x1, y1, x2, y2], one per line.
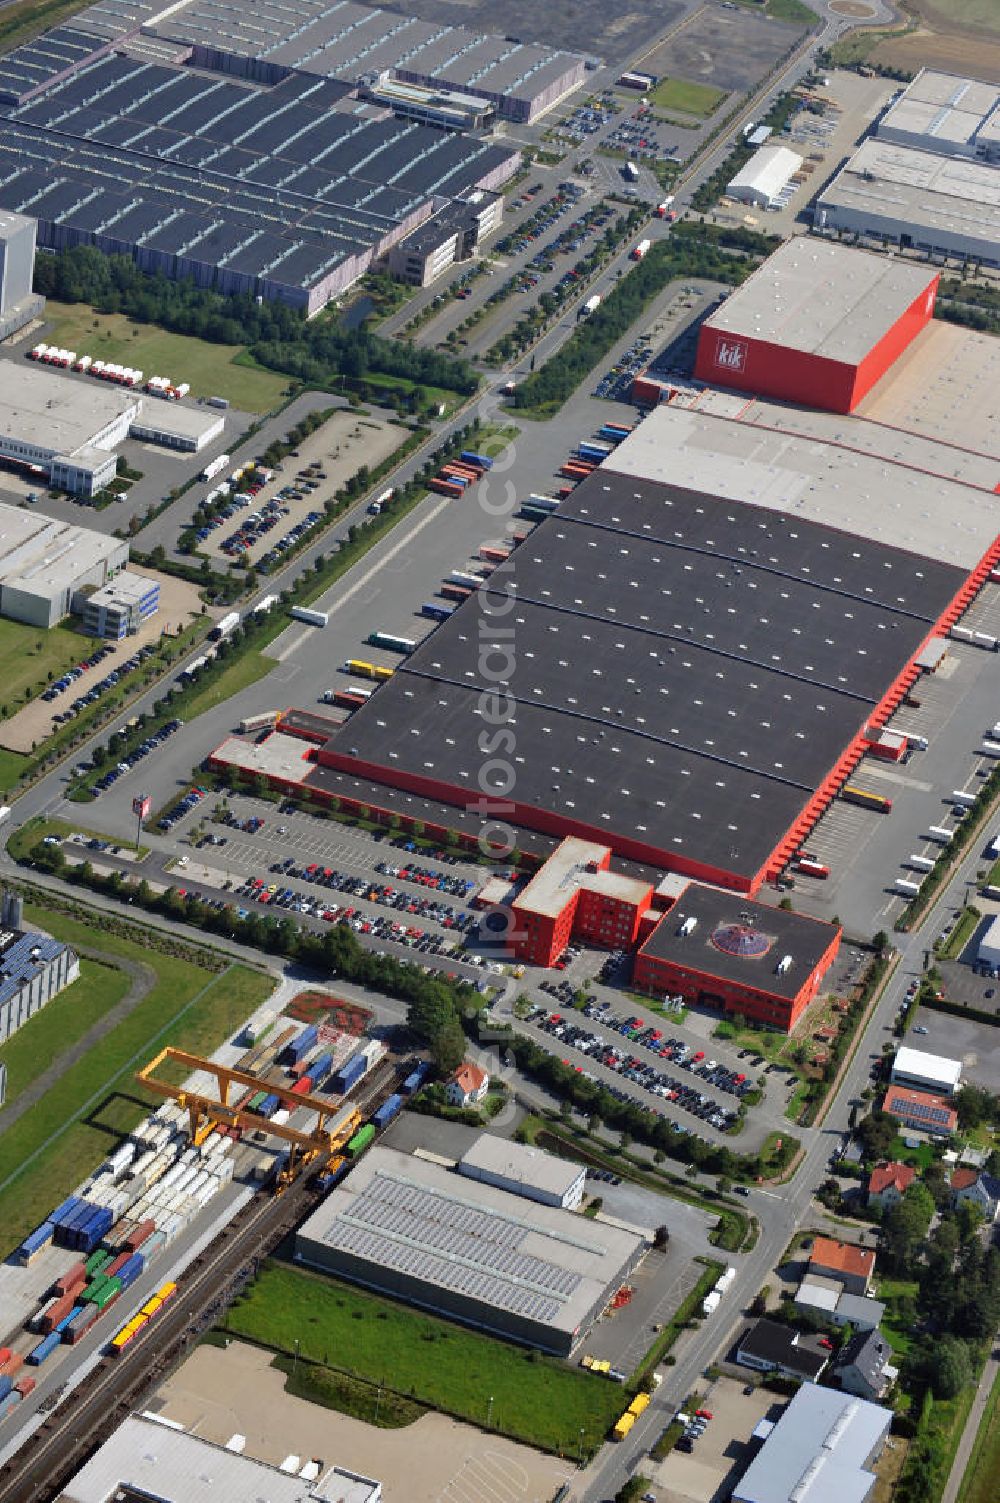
[136, 1047, 362, 1189]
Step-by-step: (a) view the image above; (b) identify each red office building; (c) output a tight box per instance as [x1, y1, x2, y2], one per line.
[633, 884, 841, 1032]
[510, 837, 653, 968]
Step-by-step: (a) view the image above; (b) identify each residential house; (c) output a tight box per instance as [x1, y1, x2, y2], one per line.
[735, 1319, 829, 1382]
[882, 1084, 957, 1137]
[834, 1328, 897, 1402]
[867, 1162, 916, 1211]
[808, 1236, 875, 1296]
[446, 1061, 489, 1108]
[950, 1168, 1000, 1223]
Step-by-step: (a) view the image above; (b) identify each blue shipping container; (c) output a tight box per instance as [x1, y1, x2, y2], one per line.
[372, 1093, 403, 1129]
[460, 451, 493, 470]
[0, 1376, 12, 1402]
[284, 1024, 319, 1065]
[309, 1052, 333, 1087]
[28, 1333, 61, 1365]
[330, 1053, 366, 1094]
[117, 1253, 145, 1289]
[401, 1071, 421, 1095]
[258, 1094, 280, 1118]
[50, 1195, 81, 1225]
[55, 1305, 84, 1335]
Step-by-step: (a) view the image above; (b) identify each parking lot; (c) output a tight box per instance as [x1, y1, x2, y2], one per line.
[908, 1005, 1000, 1087]
[649, 1375, 786, 1503]
[598, 280, 725, 399]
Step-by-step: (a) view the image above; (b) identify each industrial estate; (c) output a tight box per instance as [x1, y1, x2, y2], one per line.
[0, 5, 999, 1503]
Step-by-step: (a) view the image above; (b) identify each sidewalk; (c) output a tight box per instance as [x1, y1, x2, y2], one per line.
[941, 1344, 1000, 1503]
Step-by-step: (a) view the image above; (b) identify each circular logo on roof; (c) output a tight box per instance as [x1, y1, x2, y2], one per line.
[710, 923, 773, 960]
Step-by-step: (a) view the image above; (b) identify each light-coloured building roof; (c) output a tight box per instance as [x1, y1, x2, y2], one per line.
[85, 569, 157, 609]
[795, 1276, 840, 1313]
[818, 139, 1000, 250]
[878, 69, 1000, 155]
[296, 1146, 642, 1341]
[727, 144, 803, 202]
[0, 502, 125, 596]
[892, 1045, 962, 1091]
[130, 403, 225, 443]
[603, 403, 1000, 570]
[0, 361, 137, 457]
[210, 731, 323, 785]
[836, 1292, 887, 1327]
[458, 1132, 585, 1199]
[60, 1414, 381, 1503]
[700, 238, 935, 365]
[512, 835, 650, 920]
[733, 1383, 892, 1503]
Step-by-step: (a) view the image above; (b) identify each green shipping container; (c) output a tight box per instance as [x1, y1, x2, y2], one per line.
[248, 1091, 266, 1111]
[348, 1124, 375, 1156]
[85, 1249, 111, 1276]
[90, 1278, 121, 1310]
[83, 1277, 108, 1303]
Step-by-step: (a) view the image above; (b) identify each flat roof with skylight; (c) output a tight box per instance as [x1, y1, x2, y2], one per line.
[698, 238, 935, 366]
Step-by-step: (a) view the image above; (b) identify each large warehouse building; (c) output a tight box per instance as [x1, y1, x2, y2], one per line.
[210, 390, 1000, 893]
[877, 69, 1000, 164]
[733, 1384, 891, 1503]
[0, 361, 137, 497]
[294, 1146, 644, 1355]
[0, 890, 80, 1045]
[693, 238, 938, 412]
[0, 502, 129, 627]
[726, 144, 803, 209]
[816, 139, 1000, 267]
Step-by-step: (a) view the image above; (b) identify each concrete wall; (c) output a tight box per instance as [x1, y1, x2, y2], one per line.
[0, 945, 79, 1044]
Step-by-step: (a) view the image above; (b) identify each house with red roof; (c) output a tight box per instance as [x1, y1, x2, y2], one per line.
[867, 1161, 916, 1211]
[446, 1061, 490, 1109]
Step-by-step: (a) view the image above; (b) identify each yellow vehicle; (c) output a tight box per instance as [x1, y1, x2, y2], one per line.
[613, 1412, 636, 1440]
[344, 659, 375, 678]
[372, 666, 394, 682]
[628, 1392, 650, 1417]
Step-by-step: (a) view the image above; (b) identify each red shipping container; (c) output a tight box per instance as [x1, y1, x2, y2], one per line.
[54, 1261, 87, 1299]
[126, 1220, 156, 1254]
[40, 1291, 75, 1335]
[0, 1347, 9, 1368]
[0, 1354, 22, 1379]
[289, 1058, 311, 1080]
[291, 1076, 312, 1096]
[15, 1377, 36, 1397]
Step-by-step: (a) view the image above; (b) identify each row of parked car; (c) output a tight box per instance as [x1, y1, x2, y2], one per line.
[495, 181, 585, 259]
[42, 642, 117, 702]
[48, 646, 157, 726]
[91, 718, 183, 795]
[258, 509, 323, 574]
[581, 998, 754, 1099]
[234, 875, 467, 958]
[158, 782, 208, 831]
[675, 1407, 713, 1454]
[527, 1007, 740, 1131]
[267, 856, 476, 932]
[373, 859, 475, 899]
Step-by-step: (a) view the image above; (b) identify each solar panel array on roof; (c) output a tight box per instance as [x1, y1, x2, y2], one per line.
[317, 468, 964, 886]
[0, 26, 107, 107]
[0, 933, 65, 1008]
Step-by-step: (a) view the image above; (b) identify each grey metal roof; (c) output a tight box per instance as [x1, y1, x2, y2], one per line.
[61, 1415, 380, 1503]
[734, 1384, 892, 1503]
[297, 1146, 641, 1337]
[457, 1133, 586, 1199]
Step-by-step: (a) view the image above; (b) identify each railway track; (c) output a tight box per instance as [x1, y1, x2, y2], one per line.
[0, 1057, 412, 1503]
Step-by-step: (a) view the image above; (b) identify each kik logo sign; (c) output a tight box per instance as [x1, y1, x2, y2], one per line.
[714, 336, 748, 372]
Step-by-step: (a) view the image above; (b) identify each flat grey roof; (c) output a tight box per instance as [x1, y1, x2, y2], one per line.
[297, 1145, 642, 1337]
[513, 835, 651, 920]
[604, 402, 1000, 570]
[0, 361, 136, 455]
[701, 238, 935, 365]
[734, 1383, 892, 1503]
[130, 403, 225, 442]
[878, 68, 1000, 152]
[61, 1415, 381, 1503]
[818, 139, 1000, 249]
[0, 503, 125, 595]
[458, 1132, 585, 1197]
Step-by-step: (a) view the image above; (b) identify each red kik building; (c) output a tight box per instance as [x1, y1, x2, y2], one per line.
[633, 883, 841, 1032]
[510, 837, 653, 968]
[693, 238, 938, 414]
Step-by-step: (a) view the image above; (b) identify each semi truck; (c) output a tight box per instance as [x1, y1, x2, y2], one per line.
[209, 611, 240, 641]
[631, 238, 651, 260]
[580, 294, 602, 317]
[200, 453, 231, 482]
[841, 785, 892, 813]
[290, 606, 328, 627]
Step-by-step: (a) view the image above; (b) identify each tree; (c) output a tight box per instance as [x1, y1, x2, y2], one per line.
[927, 1335, 972, 1399]
[856, 1109, 898, 1162]
[872, 930, 889, 953]
[882, 1181, 935, 1275]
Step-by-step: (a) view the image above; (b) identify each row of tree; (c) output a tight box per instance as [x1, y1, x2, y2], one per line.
[33, 245, 477, 397]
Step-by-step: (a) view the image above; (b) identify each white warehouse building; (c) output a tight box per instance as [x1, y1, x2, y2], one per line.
[877, 70, 1000, 164]
[0, 360, 137, 497]
[890, 1045, 962, 1097]
[0, 502, 129, 628]
[727, 144, 803, 208]
[0, 891, 80, 1045]
[816, 139, 1000, 266]
[457, 1133, 586, 1209]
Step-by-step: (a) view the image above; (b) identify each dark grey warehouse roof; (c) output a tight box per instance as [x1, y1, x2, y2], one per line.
[637, 883, 836, 1000]
[322, 469, 964, 883]
[0, 56, 514, 299]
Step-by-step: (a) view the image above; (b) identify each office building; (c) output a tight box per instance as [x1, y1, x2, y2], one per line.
[81, 570, 159, 639]
[0, 361, 136, 498]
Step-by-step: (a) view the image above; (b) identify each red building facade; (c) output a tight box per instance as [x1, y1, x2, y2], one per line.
[509, 837, 653, 968]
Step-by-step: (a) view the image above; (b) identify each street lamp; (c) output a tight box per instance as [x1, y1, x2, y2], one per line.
[487, 1394, 494, 1428]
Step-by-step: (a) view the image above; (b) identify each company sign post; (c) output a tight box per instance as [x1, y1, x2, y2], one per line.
[132, 793, 151, 854]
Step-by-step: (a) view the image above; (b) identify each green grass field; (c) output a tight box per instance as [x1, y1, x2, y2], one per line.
[0, 904, 273, 1254]
[41, 302, 290, 414]
[7, 816, 150, 862]
[957, 1366, 1000, 1503]
[223, 1262, 623, 1455]
[178, 649, 275, 722]
[648, 78, 727, 118]
[0, 957, 129, 1110]
[873, 1276, 919, 1357]
[0, 749, 27, 795]
[0, 616, 96, 722]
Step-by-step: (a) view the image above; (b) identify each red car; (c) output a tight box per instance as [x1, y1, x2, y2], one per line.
[695, 1409, 713, 1420]
[818, 1338, 833, 1350]
[693, 1050, 705, 1062]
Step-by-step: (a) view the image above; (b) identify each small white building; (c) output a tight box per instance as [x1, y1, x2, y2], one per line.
[727, 145, 803, 208]
[458, 1133, 586, 1209]
[891, 1044, 962, 1097]
[446, 1061, 489, 1108]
